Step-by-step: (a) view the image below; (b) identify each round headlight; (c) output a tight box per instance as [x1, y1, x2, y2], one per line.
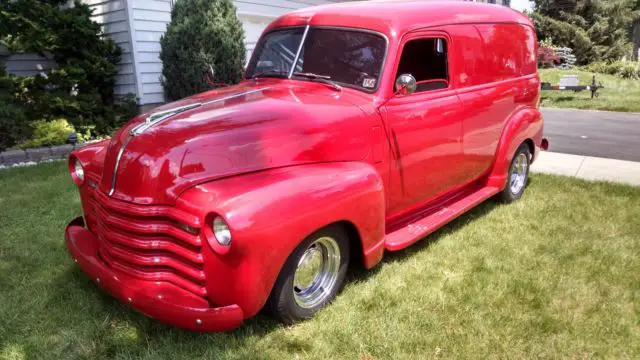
[73, 158, 85, 184]
[213, 216, 231, 246]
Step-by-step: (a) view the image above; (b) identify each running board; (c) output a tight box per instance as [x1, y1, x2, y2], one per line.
[384, 186, 500, 251]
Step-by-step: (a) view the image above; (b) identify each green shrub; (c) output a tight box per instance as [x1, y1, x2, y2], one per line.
[160, 0, 246, 101]
[0, 0, 138, 149]
[19, 119, 76, 149]
[617, 62, 640, 80]
[584, 61, 640, 80]
[0, 66, 29, 151]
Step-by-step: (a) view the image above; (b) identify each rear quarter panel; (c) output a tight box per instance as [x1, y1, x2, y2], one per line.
[448, 23, 539, 181]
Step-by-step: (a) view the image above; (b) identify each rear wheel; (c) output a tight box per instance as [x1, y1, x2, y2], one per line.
[267, 225, 350, 324]
[498, 143, 531, 203]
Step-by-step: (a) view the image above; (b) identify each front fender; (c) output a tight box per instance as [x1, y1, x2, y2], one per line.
[177, 162, 385, 317]
[486, 107, 544, 189]
[69, 139, 110, 178]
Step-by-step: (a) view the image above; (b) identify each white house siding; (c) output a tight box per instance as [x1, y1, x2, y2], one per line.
[129, 0, 172, 105]
[235, 0, 350, 60]
[83, 0, 137, 96]
[129, 0, 352, 106]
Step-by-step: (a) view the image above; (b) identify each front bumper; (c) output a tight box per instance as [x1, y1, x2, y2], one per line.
[65, 217, 244, 332]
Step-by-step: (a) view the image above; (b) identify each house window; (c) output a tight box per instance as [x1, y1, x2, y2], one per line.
[395, 38, 449, 92]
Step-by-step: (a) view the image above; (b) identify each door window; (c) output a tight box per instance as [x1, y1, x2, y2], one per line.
[395, 38, 449, 92]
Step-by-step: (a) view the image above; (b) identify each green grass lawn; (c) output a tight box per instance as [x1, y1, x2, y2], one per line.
[1, 162, 639, 359]
[539, 68, 640, 112]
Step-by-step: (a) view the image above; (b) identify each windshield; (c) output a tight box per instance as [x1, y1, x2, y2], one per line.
[245, 27, 386, 92]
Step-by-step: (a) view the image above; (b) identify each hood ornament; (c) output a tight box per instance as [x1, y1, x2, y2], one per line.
[130, 103, 203, 136]
[108, 103, 202, 196]
[108, 88, 268, 197]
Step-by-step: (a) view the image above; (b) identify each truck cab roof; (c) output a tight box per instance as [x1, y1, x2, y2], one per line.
[266, 0, 534, 37]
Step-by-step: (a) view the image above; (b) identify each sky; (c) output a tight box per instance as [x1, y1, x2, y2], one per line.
[510, 0, 533, 12]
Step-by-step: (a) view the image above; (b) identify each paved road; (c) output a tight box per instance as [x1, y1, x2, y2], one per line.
[542, 108, 640, 162]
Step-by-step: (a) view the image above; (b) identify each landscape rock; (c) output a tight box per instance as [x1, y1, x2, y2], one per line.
[1, 150, 28, 165]
[26, 147, 53, 162]
[51, 144, 74, 158]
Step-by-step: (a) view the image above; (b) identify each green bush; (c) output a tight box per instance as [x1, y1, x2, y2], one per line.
[19, 119, 76, 149]
[584, 61, 640, 80]
[160, 0, 246, 101]
[0, 0, 138, 150]
[0, 65, 29, 151]
[617, 62, 640, 80]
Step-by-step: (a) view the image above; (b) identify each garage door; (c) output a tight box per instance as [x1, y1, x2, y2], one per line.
[234, 0, 352, 61]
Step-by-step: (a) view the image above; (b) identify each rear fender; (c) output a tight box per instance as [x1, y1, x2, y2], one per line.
[486, 107, 543, 189]
[178, 162, 385, 317]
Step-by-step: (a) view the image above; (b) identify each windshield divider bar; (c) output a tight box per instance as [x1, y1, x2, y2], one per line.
[288, 25, 310, 79]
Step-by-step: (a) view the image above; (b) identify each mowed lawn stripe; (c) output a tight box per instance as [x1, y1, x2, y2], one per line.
[0, 162, 638, 359]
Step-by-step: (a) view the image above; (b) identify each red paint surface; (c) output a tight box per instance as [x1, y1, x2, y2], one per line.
[66, 1, 546, 332]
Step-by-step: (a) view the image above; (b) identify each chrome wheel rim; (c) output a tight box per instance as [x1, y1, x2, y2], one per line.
[293, 236, 341, 309]
[509, 153, 528, 194]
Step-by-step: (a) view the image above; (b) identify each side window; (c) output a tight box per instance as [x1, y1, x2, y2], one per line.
[395, 38, 449, 93]
[248, 28, 305, 77]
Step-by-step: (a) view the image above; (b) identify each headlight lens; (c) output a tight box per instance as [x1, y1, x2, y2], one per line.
[73, 158, 85, 184]
[213, 216, 231, 246]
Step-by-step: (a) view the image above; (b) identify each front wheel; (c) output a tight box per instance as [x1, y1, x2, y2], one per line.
[498, 143, 531, 203]
[267, 225, 350, 324]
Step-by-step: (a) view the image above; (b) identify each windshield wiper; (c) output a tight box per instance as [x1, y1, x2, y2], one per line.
[293, 72, 342, 91]
[252, 71, 288, 80]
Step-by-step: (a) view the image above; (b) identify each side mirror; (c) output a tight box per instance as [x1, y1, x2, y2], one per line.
[395, 74, 417, 96]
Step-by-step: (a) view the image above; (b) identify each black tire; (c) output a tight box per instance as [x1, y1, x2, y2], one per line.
[498, 143, 531, 203]
[267, 224, 350, 324]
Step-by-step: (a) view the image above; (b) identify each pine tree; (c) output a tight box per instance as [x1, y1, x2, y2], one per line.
[160, 0, 246, 101]
[0, 0, 136, 147]
[532, 0, 640, 64]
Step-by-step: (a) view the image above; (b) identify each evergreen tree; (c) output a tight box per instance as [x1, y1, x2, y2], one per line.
[0, 0, 136, 149]
[160, 0, 246, 101]
[532, 0, 640, 64]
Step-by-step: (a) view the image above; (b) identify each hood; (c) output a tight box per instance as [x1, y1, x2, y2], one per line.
[98, 81, 374, 204]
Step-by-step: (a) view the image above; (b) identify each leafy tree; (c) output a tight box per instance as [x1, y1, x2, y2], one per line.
[530, 12, 595, 64]
[160, 0, 246, 101]
[531, 0, 640, 64]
